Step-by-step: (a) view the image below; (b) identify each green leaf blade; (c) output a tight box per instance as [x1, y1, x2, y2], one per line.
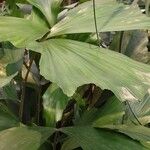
[61, 126, 148, 150]
[28, 39, 150, 102]
[43, 83, 69, 127]
[27, 0, 62, 27]
[0, 103, 19, 131]
[49, 1, 150, 37]
[0, 16, 49, 47]
[0, 126, 55, 150]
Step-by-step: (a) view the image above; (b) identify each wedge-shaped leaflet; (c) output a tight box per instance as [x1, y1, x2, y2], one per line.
[61, 126, 148, 150]
[0, 126, 55, 150]
[28, 39, 150, 102]
[27, 0, 63, 27]
[49, 0, 150, 37]
[0, 16, 49, 47]
[30, 7, 50, 29]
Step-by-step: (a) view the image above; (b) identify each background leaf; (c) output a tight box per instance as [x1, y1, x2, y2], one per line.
[96, 125, 150, 148]
[27, 0, 63, 27]
[121, 30, 150, 63]
[0, 83, 18, 101]
[43, 83, 69, 127]
[0, 102, 19, 131]
[49, 0, 150, 37]
[0, 42, 23, 87]
[124, 90, 150, 125]
[110, 30, 150, 70]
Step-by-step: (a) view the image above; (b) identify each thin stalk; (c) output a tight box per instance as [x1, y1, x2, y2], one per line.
[53, 132, 59, 150]
[92, 0, 101, 47]
[119, 31, 124, 53]
[19, 56, 34, 122]
[36, 87, 41, 125]
[19, 82, 25, 122]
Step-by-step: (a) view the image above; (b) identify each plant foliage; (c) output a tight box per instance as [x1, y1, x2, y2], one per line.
[0, 0, 149, 149]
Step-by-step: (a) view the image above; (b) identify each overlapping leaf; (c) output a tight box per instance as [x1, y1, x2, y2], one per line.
[0, 16, 49, 47]
[49, 0, 150, 37]
[125, 90, 150, 125]
[61, 126, 148, 150]
[93, 97, 150, 148]
[0, 103, 19, 131]
[95, 124, 150, 148]
[27, 0, 63, 27]
[0, 74, 17, 88]
[0, 83, 18, 101]
[93, 97, 124, 126]
[0, 42, 24, 87]
[61, 96, 149, 150]
[73, 96, 123, 126]
[0, 126, 55, 150]
[28, 39, 150, 102]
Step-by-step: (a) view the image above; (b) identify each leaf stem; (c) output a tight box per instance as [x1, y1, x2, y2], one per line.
[36, 87, 41, 125]
[19, 55, 34, 122]
[92, 0, 101, 47]
[119, 31, 124, 53]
